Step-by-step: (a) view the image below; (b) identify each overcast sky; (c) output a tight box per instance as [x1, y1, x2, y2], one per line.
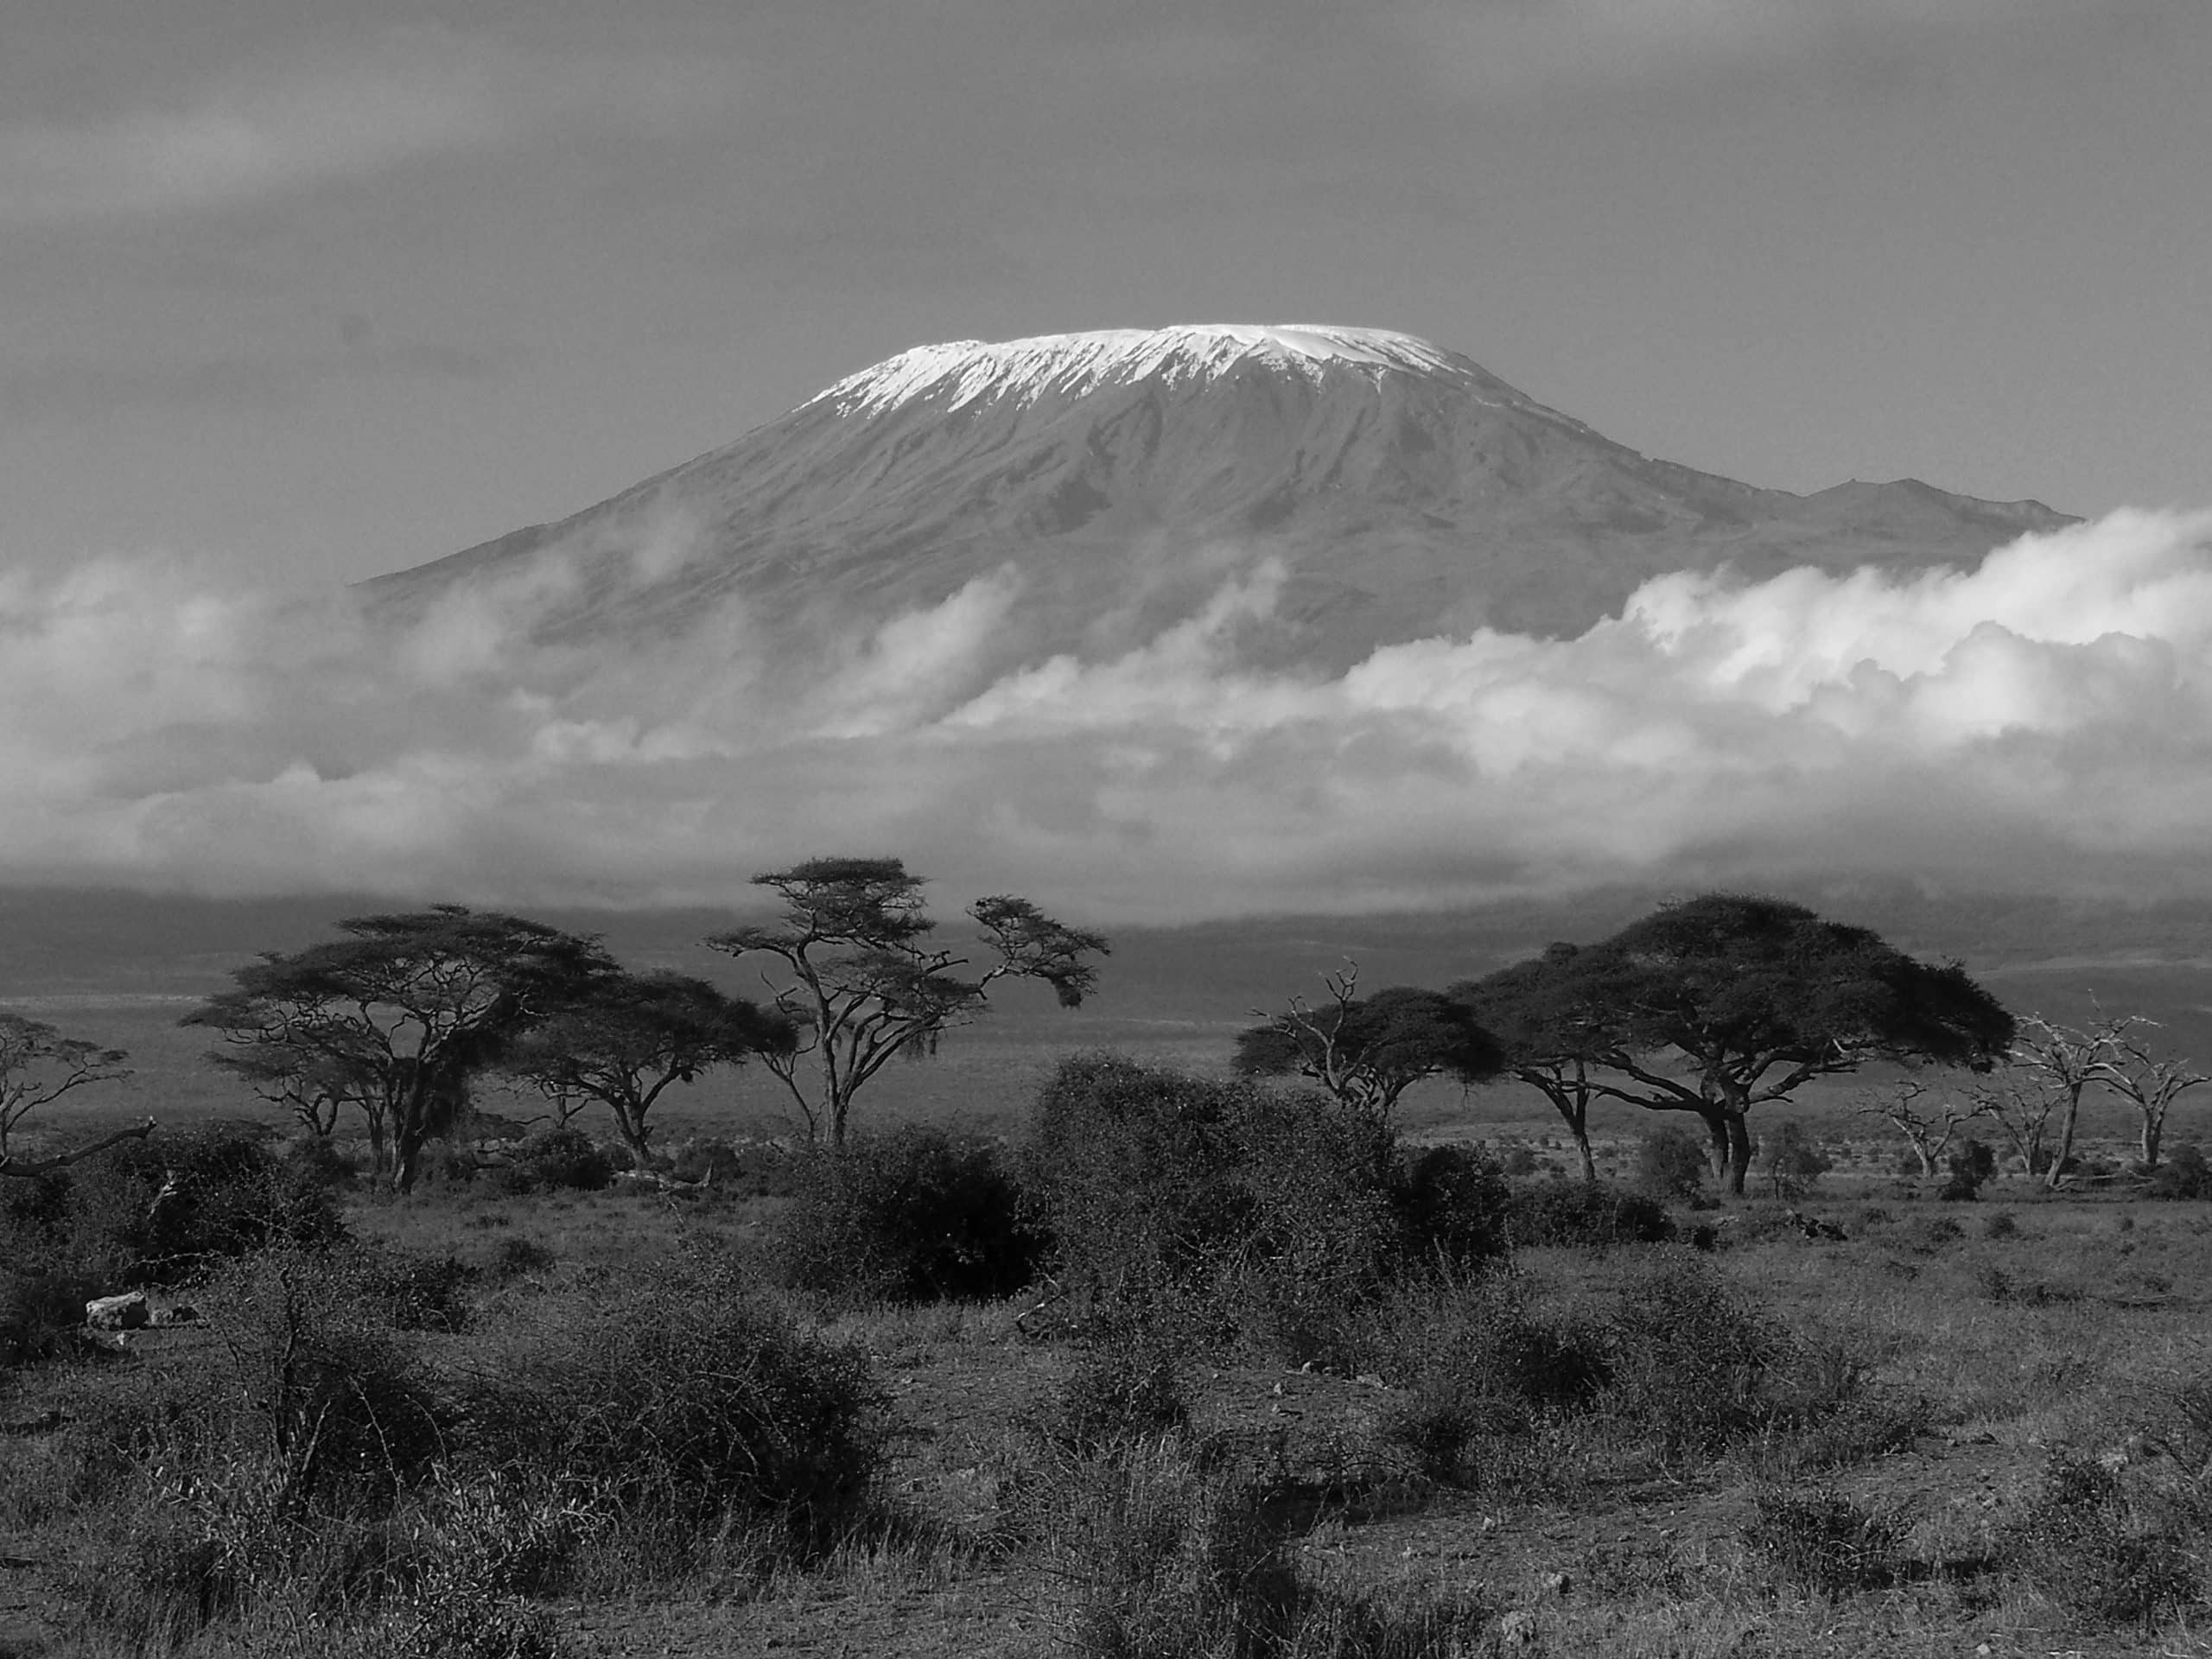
[4, 1, 2208, 588]
[4, 2, 2212, 922]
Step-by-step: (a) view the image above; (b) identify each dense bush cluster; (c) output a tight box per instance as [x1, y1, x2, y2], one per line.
[0, 1123, 344, 1289]
[774, 1126, 1046, 1306]
[1020, 1054, 1514, 1350]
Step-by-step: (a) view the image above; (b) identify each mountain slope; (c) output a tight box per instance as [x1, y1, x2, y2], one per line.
[363, 324, 2072, 668]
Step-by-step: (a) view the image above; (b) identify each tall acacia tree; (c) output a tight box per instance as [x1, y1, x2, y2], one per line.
[187, 907, 620, 1192]
[500, 969, 794, 1167]
[706, 857, 1107, 1150]
[1513, 894, 2015, 1196]
[1234, 966, 1505, 1133]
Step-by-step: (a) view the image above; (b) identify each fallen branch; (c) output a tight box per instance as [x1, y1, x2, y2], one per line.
[0, 1117, 156, 1179]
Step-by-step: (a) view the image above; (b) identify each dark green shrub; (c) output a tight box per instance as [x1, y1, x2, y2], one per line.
[776, 1127, 1047, 1306]
[1503, 1180, 1675, 1251]
[1046, 1319, 1192, 1453]
[1940, 1137, 1995, 1202]
[2146, 1144, 2212, 1200]
[1, 1268, 93, 1369]
[1371, 1271, 1608, 1491]
[493, 1127, 613, 1195]
[212, 1247, 453, 1515]
[1391, 1144, 1511, 1270]
[50, 1125, 345, 1286]
[1746, 1486, 1909, 1594]
[348, 1245, 478, 1333]
[1983, 1209, 2020, 1240]
[1022, 1055, 1404, 1343]
[1758, 1122, 1834, 1201]
[1602, 1253, 1795, 1461]
[465, 1258, 887, 1543]
[1633, 1127, 1708, 1202]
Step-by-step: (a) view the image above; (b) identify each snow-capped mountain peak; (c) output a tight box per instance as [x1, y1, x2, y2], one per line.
[811, 323, 1478, 416]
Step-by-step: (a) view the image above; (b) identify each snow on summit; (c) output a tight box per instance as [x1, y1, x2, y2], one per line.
[815, 324, 1471, 415]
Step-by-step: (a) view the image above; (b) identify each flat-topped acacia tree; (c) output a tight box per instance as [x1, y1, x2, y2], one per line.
[186, 906, 620, 1192]
[1482, 894, 2015, 1196]
[706, 857, 1107, 1151]
[500, 969, 794, 1168]
[1233, 966, 1505, 1134]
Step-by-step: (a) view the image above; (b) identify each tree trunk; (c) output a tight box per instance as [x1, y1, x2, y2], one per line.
[1573, 1124, 1597, 1184]
[1724, 1114, 1753, 1197]
[1702, 1111, 1732, 1185]
[2045, 1083, 2087, 1190]
[2142, 1114, 2164, 1172]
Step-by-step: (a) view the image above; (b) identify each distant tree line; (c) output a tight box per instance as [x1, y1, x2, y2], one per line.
[13, 870, 2211, 1202]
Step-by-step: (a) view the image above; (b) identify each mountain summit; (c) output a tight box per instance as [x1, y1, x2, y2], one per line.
[364, 324, 2071, 668]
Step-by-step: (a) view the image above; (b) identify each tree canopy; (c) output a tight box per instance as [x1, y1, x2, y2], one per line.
[185, 906, 620, 1192]
[1452, 943, 1621, 1182]
[1234, 969, 1504, 1127]
[707, 857, 1108, 1149]
[1478, 894, 2015, 1194]
[500, 969, 794, 1166]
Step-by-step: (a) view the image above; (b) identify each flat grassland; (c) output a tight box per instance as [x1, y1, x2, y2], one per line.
[11, 1008, 2212, 1656]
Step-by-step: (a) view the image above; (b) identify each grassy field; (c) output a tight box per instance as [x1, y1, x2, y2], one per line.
[12, 988, 2212, 1658]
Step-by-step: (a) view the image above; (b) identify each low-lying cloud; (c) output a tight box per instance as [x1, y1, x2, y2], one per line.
[3, 507, 2210, 922]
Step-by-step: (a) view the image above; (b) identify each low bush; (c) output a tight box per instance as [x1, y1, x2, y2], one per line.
[2004, 1453, 2201, 1627]
[492, 1127, 615, 1195]
[1017, 1431, 1492, 1659]
[775, 1127, 1046, 1306]
[1601, 1253, 1796, 1463]
[2145, 1144, 2212, 1200]
[348, 1244, 478, 1333]
[1940, 1138, 1996, 1202]
[2, 1268, 99, 1370]
[13, 1125, 345, 1287]
[1022, 1056, 1510, 1352]
[1045, 1318, 1192, 1453]
[1502, 1180, 1675, 1251]
[463, 1257, 888, 1547]
[1745, 1486, 1910, 1595]
[1632, 1126, 1708, 1202]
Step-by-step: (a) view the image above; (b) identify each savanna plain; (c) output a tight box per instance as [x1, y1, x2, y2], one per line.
[8, 904, 2212, 1659]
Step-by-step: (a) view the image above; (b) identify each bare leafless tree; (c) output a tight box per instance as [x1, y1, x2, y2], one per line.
[1855, 1077, 1989, 1179]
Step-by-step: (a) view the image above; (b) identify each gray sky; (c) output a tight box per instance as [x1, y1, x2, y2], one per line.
[4, 1, 2208, 588]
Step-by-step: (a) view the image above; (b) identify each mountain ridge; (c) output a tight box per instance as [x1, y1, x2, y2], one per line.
[362, 324, 2074, 670]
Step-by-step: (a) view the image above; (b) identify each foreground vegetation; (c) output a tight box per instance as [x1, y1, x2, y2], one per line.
[9, 1058, 2212, 1658]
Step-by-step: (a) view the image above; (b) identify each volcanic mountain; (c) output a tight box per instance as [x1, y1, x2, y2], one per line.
[364, 324, 2071, 670]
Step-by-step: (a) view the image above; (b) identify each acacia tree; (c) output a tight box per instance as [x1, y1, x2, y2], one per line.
[500, 969, 793, 1167]
[1980, 1014, 2114, 1189]
[186, 906, 620, 1192]
[1518, 894, 2015, 1196]
[1453, 944, 1622, 1183]
[705, 857, 1107, 1150]
[1234, 965, 1505, 1134]
[0, 1012, 139, 1178]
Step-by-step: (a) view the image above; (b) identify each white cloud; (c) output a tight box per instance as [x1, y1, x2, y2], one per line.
[2, 509, 2210, 920]
[1396, 0, 2120, 99]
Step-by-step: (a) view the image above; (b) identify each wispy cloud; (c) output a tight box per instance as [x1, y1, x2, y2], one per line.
[0, 28, 740, 221]
[3, 509, 2211, 921]
[1395, 0, 2133, 99]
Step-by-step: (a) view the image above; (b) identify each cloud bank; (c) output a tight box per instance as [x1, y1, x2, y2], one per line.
[3, 509, 2210, 922]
